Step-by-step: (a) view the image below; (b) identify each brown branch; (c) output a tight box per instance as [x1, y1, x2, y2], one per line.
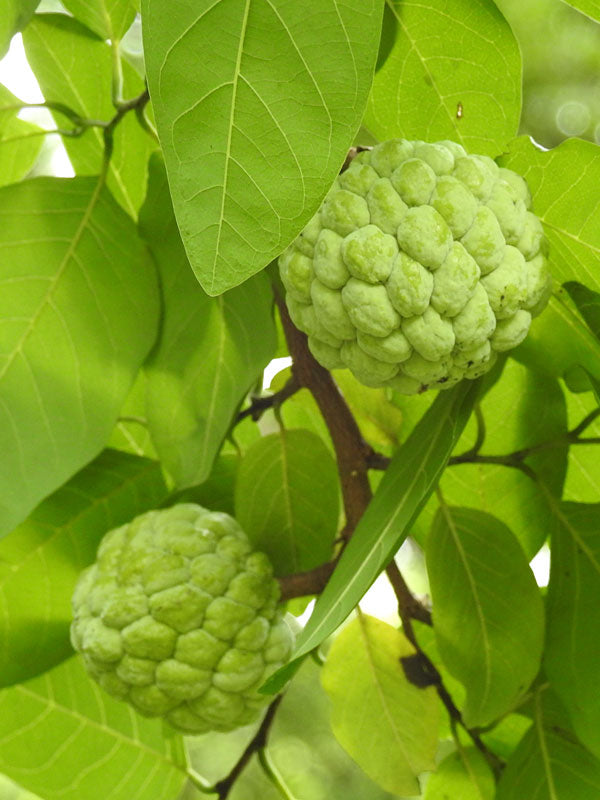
[212, 695, 284, 799]
[278, 561, 335, 601]
[275, 291, 372, 534]
[385, 560, 432, 644]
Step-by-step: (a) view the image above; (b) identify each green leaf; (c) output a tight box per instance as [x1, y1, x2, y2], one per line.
[288, 381, 478, 666]
[562, 387, 600, 503]
[0, 0, 39, 59]
[497, 687, 600, 800]
[499, 137, 600, 293]
[108, 371, 157, 459]
[169, 453, 239, 518]
[559, 0, 600, 23]
[61, 0, 137, 40]
[514, 291, 600, 389]
[0, 85, 44, 187]
[0, 176, 159, 537]
[321, 614, 439, 796]
[563, 280, 600, 342]
[235, 429, 339, 576]
[424, 747, 495, 800]
[0, 449, 167, 687]
[544, 501, 600, 757]
[142, 0, 384, 295]
[363, 0, 521, 156]
[332, 370, 404, 455]
[0, 656, 188, 800]
[23, 14, 155, 217]
[139, 155, 276, 487]
[413, 358, 568, 558]
[427, 507, 545, 727]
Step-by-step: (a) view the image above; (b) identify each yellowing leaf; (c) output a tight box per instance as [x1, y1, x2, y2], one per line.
[321, 614, 439, 796]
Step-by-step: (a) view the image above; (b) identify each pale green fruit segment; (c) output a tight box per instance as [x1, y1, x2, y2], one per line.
[278, 138, 551, 393]
[71, 504, 295, 733]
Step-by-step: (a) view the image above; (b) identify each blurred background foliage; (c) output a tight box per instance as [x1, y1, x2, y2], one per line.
[496, 0, 600, 146]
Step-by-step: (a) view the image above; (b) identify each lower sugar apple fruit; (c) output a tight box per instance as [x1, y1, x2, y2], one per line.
[70, 503, 294, 733]
[279, 138, 552, 394]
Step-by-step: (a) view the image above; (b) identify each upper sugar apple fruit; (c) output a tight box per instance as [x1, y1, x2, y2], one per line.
[278, 139, 551, 394]
[70, 503, 294, 733]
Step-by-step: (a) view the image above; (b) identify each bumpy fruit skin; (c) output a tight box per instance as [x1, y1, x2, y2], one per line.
[70, 504, 294, 733]
[279, 139, 551, 394]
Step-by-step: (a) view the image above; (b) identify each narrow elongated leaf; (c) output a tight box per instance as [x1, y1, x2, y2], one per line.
[321, 614, 439, 796]
[564, 280, 600, 341]
[499, 137, 600, 293]
[544, 501, 600, 757]
[427, 507, 544, 727]
[286, 381, 478, 668]
[424, 747, 495, 800]
[139, 155, 276, 487]
[0, 449, 168, 687]
[0, 657, 187, 800]
[0, 85, 43, 187]
[497, 688, 600, 800]
[23, 14, 155, 217]
[0, 0, 39, 59]
[364, 0, 521, 155]
[61, 0, 137, 40]
[0, 176, 159, 537]
[235, 429, 339, 576]
[142, 0, 384, 295]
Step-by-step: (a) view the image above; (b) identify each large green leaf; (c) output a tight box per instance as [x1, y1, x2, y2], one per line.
[139, 155, 276, 487]
[563, 280, 600, 341]
[363, 0, 521, 156]
[23, 14, 155, 217]
[427, 507, 544, 727]
[412, 358, 568, 558]
[544, 501, 600, 757]
[499, 137, 600, 293]
[562, 387, 600, 503]
[513, 291, 600, 388]
[0, 176, 159, 537]
[497, 687, 600, 799]
[108, 371, 157, 459]
[559, 0, 600, 23]
[0, 85, 43, 187]
[321, 614, 439, 796]
[142, 0, 384, 295]
[274, 381, 478, 678]
[0, 449, 167, 687]
[0, 0, 39, 59]
[0, 657, 188, 800]
[235, 428, 339, 576]
[61, 0, 137, 40]
[424, 747, 495, 800]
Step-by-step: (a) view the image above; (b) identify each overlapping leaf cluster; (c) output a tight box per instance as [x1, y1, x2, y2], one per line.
[0, 0, 599, 798]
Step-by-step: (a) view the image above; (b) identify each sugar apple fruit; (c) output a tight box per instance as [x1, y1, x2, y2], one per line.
[279, 139, 551, 394]
[70, 504, 294, 733]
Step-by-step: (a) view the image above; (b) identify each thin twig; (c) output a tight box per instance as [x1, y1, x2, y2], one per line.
[212, 696, 284, 799]
[236, 375, 300, 424]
